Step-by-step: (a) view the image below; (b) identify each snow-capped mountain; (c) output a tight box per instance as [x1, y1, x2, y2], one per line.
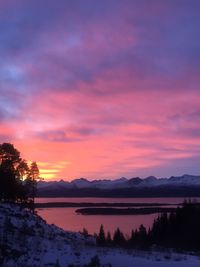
[37, 174, 200, 191]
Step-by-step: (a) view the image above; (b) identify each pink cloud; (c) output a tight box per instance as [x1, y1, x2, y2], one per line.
[3, 84, 197, 180]
[1, 1, 200, 179]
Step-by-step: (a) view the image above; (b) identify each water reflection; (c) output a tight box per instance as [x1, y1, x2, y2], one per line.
[36, 197, 199, 236]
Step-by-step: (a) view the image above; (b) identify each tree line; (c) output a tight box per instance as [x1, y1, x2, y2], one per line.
[96, 200, 200, 251]
[0, 143, 40, 206]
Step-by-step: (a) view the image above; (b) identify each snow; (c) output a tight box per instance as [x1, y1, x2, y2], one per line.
[1, 203, 200, 267]
[98, 248, 200, 267]
[37, 174, 200, 191]
[72, 178, 93, 188]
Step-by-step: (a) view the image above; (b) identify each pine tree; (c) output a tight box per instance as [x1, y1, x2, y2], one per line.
[0, 143, 40, 205]
[97, 224, 106, 245]
[25, 161, 40, 210]
[82, 228, 89, 237]
[106, 231, 112, 245]
[113, 228, 125, 246]
[0, 143, 25, 202]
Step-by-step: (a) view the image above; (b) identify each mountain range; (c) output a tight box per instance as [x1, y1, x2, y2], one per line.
[37, 174, 200, 197]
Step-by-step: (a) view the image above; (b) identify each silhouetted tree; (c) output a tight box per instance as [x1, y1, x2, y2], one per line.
[97, 201, 200, 251]
[0, 143, 40, 206]
[106, 231, 112, 245]
[25, 162, 40, 203]
[0, 143, 24, 202]
[113, 228, 125, 246]
[82, 228, 89, 237]
[148, 201, 200, 250]
[129, 229, 135, 246]
[97, 225, 106, 245]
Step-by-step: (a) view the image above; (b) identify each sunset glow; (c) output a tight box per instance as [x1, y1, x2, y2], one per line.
[1, 0, 200, 180]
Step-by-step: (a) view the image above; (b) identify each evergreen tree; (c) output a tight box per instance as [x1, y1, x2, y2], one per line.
[148, 201, 200, 250]
[0, 143, 40, 205]
[97, 224, 106, 245]
[0, 143, 24, 202]
[129, 229, 135, 246]
[25, 161, 40, 204]
[106, 231, 112, 245]
[138, 224, 147, 239]
[113, 228, 125, 246]
[82, 228, 89, 237]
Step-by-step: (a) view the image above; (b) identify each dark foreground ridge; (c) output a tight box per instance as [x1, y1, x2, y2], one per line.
[76, 207, 176, 215]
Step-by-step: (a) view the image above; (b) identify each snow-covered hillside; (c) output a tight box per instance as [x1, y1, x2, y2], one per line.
[1, 203, 200, 267]
[0, 203, 95, 267]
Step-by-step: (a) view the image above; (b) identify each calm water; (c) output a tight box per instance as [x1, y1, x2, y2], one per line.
[36, 197, 198, 236]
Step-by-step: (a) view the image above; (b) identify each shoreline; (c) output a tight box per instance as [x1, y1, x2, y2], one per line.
[35, 202, 177, 208]
[75, 207, 176, 215]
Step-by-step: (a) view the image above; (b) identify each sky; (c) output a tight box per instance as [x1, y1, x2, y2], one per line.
[1, 0, 200, 180]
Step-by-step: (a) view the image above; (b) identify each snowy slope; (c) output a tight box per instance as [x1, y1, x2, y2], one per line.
[0, 203, 95, 267]
[0, 203, 200, 267]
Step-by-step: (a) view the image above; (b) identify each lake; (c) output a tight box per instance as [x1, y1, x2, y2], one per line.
[36, 197, 198, 236]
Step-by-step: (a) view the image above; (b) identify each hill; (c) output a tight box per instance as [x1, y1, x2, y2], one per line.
[1, 203, 200, 266]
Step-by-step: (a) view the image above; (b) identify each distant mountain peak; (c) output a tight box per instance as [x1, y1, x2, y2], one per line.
[145, 176, 157, 180]
[74, 177, 88, 181]
[37, 174, 200, 193]
[117, 177, 128, 181]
